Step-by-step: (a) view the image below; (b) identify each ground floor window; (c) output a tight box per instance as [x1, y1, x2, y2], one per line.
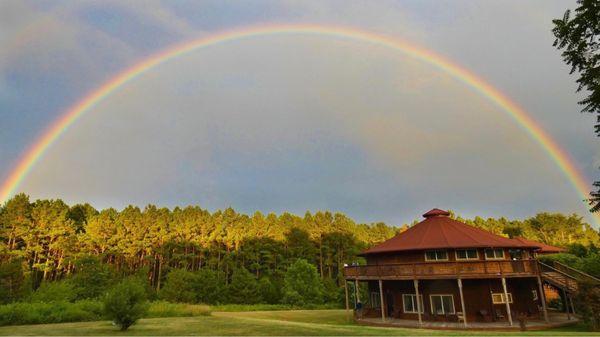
[430, 294, 455, 315]
[402, 294, 424, 313]
[370, 292, 381, 308]
[491, 292, 513, 304]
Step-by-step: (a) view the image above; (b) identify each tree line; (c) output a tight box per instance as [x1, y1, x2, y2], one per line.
[1, 193, 600, 303]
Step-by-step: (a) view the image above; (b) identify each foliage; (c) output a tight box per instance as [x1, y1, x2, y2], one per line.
[0, 259, 28, 303]
[103, 278, 148, 331]
[282, 259, 324, 306]
[70, 256, 114, 300]
[29, 281, 76, 303]
[0, 300, 104, 326]
[574, 281, 600, 330]
[227, 267, 262, 304]
[158, 269, 198, 303]
[258, 277, 281, 304]
[552, 0, 600, 212]
[195, 268, 225, 304]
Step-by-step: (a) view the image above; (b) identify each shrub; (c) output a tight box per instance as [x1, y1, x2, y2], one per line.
[282, 259, 324, 306]
[574, 281, 600, 331]
[103, 278, 148, 331]
[0, 259, 28, 303]
[70, 256, 113, 300]
[194, 269, 225, 304]
[0, 300, 104, 326]
[579, 253, 600, 278]
[227, 267, 261, 304]
[29, 281, 76, 303]
[158, 269, 197, 303]
[258, 277, 281, 304]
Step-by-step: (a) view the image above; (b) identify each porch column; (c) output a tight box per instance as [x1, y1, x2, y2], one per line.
[562, 287, 571, 320]
[355, 278, 360, 304]
[569, 295, 576, 315]
[501, 277, 513, 326]
[413, 279, 423, 325]
[457, 278, 468, 327]
[379, 279, 385, 321]
[536, 276, 549, 323]
[344, 280, 350, 311]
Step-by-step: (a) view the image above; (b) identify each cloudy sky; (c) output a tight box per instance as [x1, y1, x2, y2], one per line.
[1, 0, 598, 226]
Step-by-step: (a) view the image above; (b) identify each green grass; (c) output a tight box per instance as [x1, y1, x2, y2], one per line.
[0, 309, 597, 336]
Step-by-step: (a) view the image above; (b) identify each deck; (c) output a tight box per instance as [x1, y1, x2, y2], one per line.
[356, 312, 578, 331]
[344, 259, 540, 280]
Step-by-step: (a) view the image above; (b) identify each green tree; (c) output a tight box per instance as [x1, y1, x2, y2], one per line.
[282, 259, 324, 306]
[70, 256, 113, 300]
[553, 0, 600, 212]
[227, 267, 261, 304]
[103, 278, 148, 331]
[0, 259, 28, 303]
[194, 268, 224, 304]
[159, 269, 197, 303]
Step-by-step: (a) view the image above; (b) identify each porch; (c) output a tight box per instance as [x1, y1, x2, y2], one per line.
[356, 312, 578, 331]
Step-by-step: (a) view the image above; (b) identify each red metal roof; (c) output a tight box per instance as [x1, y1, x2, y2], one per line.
[511, 237, 565, 254]
[362, 209, 540, 255]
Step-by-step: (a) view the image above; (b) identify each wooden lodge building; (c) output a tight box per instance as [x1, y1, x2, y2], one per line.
[342, 208, 586, 329]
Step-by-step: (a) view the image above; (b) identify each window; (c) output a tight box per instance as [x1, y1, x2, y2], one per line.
[425, 250, 448, 261]
[430, 295, 455, 315]
[402, 294, 424, 313]
[485, 248, 505, 260]
[370, 292, 381, 308]
[491, 293, 513, 304]
[532, 290, 538, 301]
[456, 249, 478, 260]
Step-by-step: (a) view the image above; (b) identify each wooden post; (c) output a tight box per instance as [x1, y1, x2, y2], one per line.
[569, 295, 576, 315]
[344, 280, 350, 311]
[414, 279, 422, 325]
[537, 276, 549, 323]
[379, 279, 385, 321]
[457, 278, 467, 327]
[355, 278, 360, 304]
[501, 277, 513, 326]
[562, 287, 571, 320]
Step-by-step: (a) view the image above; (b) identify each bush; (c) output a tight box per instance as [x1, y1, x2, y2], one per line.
[579, 253, 600, 278]
[574, 281, 600, 331]
[258, 277, 281, 304]
[0, 300, 104, 326]
[227, 267, 261, 304]
[282, 259, 324, 306]
[70, 256, 113, 300]
[159, 269, 197, 303]
[103, 278, 148, 331]
[194, 269, 225, 304]
[29, 281, 76, 303]
[0, 260, 28, 303]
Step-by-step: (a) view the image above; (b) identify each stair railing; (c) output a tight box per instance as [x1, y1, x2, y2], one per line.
[552, 261, 600, 285]
[538, 261, 579, 293]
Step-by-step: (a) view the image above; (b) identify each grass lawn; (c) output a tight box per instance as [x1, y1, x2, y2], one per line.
[0, 309, 598, 336]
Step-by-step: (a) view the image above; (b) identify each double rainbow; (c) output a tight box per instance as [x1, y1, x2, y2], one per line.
[1, 24, 596, 225]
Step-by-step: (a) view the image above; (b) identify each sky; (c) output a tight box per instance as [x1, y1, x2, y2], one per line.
[0, 0, 598, 226]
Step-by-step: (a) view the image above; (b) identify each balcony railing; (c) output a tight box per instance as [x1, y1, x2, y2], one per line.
[344, 259, 539, 280]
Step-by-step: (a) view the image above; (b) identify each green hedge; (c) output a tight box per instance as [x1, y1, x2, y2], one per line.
[0, 300, 104, 326]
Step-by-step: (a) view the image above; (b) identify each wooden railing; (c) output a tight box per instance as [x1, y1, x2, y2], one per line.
[344, 259, 539, 279]
[551, 261, 600, 285]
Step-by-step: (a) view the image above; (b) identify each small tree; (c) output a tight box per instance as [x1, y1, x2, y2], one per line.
[575, 281, 600, 331]
[282, 259, 324, 306]
[227, 267, 262, 304]
[70, 256, 113, 300]
[194, 268, 225, 304]
[104, 278, 148, 331]
[159, 269, 197, 303]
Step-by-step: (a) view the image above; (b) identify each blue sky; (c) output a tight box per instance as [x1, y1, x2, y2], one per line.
[0, 0, 598, 226]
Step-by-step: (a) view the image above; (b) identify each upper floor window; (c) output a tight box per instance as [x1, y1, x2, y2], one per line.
[455, 249, 478, 260]
[425, 250, 448, 261]
[484, 248, 505, 260]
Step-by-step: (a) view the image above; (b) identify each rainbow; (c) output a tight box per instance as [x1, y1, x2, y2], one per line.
[1, 24, 597, 225]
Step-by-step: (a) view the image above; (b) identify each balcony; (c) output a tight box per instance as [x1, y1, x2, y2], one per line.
[344, 259, 540, 280]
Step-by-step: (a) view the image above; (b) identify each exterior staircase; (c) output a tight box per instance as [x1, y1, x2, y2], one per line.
[539, 261, 600, 294]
